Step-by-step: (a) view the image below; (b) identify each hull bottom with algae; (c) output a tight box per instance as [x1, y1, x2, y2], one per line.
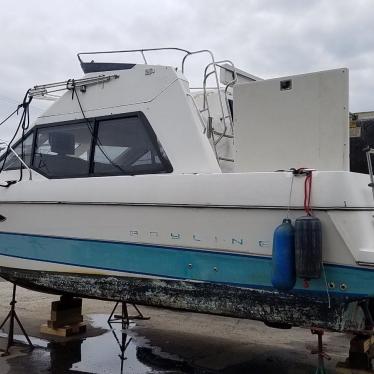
[0, 266, 371, 332]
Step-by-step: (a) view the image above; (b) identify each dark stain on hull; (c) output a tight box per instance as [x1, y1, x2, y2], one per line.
[0, 266, 370, 332]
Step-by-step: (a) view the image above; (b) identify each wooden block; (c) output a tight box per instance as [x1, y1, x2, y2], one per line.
[51, 307, 82, 321]
[369, 344, 374, 358]
[48, 315, 83, 329]
[336, 361, 374, 373]
[349, 352, 372, 371]
[51, 297, 82, 311]
[350, 336, 374, 353]
[40, 322, 86, 337]
[50, 308, 83, 326]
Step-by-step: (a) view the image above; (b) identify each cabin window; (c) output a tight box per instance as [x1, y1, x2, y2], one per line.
[1, 131, 34, 171]
[33, 123, 92, 178]
[92, 116, 172, 175]
[3, 112, 172, 179]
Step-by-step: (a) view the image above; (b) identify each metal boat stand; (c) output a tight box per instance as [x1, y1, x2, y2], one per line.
[311, 328, 330, 374]
[107, 302, 150, 328]
[107, 323, 133, 374]
[107, 302, 147, 373]
[0, 283, 33, 356]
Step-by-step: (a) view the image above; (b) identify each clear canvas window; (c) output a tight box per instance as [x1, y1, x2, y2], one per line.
[93, 116, 172, 175]
[2, 112, 172, 179]
[33, 123, 93, 178]
[1, 131, 34, 171]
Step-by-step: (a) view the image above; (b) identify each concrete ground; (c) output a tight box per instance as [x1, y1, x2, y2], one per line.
[0, 278, 366, 373]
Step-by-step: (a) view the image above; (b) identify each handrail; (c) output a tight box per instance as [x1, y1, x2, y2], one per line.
[202, 60, 237, 146]
[78, 47, 223, 76]
[181, 49, 216, 73]
[365, 147, 374, 200]
[77, 47, 192, 67]
[0, 140, 32, 180]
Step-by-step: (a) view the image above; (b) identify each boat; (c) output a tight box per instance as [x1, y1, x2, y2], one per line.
[0, 47, 373, 332]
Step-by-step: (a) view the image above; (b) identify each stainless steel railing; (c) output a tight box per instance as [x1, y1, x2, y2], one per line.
[365, 147, 374, 199]
[77, 47, 238, 162]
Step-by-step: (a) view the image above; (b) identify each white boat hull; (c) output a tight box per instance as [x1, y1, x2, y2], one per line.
[0, 172, 373, 331]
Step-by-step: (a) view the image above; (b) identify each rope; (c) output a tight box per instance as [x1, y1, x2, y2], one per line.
[0, 107, 20, 127]
[290, 168, 314, 216]
[286, 173, 294, 219]
[18, 90, 32, 182]
[303, 171, 313, 216]
[70, 81, 127, 174]
[321, 262, 331, 309]
[0, 90, 32, 187]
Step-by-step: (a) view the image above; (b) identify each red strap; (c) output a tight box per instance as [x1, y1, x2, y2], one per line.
[303, 172, 313, 215]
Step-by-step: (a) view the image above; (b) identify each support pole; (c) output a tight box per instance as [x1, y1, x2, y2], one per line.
[311, 328, 330, 374]
[0, 283, 33, 356]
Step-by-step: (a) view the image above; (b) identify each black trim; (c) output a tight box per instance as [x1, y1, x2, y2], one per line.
[88, 118, 98, 175]
[80, 62, 136, 74]
[30, 127, 37, 168]
[0, 200, 371, 211]
[228, 99, 234, 120]
[31, 111, 173, 179]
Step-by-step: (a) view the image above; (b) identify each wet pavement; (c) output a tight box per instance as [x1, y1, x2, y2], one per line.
[2, 315, 162, 374]
[1, 313, 292, 374]
[0, 282, 360, 374]
[0, 311, 350, 374]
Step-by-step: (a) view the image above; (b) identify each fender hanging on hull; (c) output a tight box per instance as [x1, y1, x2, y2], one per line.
[0, 266, 370, 333]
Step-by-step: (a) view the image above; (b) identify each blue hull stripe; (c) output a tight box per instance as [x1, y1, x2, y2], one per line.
[0, 231, 373, 297]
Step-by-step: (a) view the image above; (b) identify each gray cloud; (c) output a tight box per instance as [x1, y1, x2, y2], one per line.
[1, 0, 374, 139]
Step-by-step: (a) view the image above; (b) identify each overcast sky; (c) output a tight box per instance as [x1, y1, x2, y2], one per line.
[1, 0, 374, 139]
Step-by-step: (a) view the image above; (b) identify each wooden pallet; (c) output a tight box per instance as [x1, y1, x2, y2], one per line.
[40, 321, 86, 337]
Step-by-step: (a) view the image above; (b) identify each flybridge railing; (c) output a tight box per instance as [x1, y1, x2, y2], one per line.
[202, 60, 236, 148]
[77, 47, 238, 162]
[78, 47, 217, 74]
[365, 147, 374, 199]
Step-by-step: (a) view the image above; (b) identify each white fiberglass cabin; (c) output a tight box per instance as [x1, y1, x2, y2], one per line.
[0, 48, 373, 332]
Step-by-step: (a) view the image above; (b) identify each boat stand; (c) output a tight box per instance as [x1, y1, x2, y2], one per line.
[311, 328, 330, 374]
[107, 322, 133, 374]
[107, 302, 150, 328]
[0, 283, 33, 356]
[107, 302, 147, 373]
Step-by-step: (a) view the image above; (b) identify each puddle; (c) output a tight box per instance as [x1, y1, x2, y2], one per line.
[0, 313, 320, 374]
[1, 314, 198, 374]
[0, 331, 48, 349]
[68, 315, 151, 373]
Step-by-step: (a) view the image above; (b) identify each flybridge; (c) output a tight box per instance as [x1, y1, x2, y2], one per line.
[32, 48, 248, 170]
[27, 48, 264, 168]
